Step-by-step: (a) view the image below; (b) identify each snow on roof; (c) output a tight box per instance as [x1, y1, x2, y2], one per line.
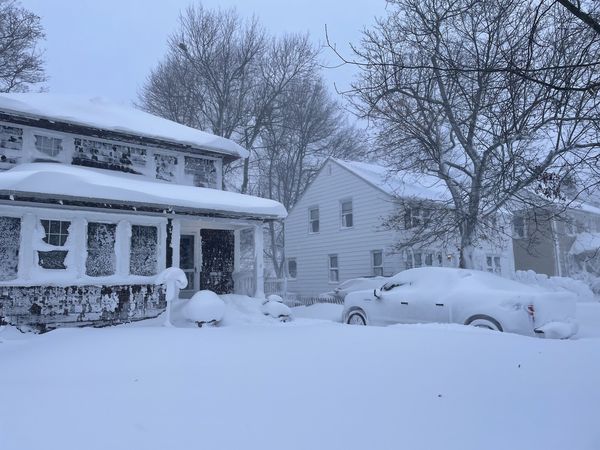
[0, 93, 248, 159]
[569, 232, 600, 255]
[332, 159, 449, 201]
[0, 163, 286, 219]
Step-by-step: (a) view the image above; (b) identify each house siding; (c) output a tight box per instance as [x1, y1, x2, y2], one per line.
[285, 160, 401, 296]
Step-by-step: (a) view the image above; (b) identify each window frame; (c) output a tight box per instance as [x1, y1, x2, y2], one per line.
[34, 133, 64, 158]
[328, 254, 339, 283]
[486, 255, 502, 275]
[340, 198, 353, 229]
[308, 206, 320, 234]
[513, 215, 527, 239]
[371, 250, 384, 276]
[38, 219, 72, 270]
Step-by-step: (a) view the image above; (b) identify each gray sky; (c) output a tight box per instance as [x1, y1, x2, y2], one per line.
[20, 0, 386, 105]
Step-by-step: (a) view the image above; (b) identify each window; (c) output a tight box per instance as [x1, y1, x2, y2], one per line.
[38, 219, 70, 269]
[86, 223, 117, 277]
[0, 125, 23, 166]
[73, 138, 147, 174]
[341, 200, 353, 228]
[513, 216, 527, 238]
[404, 207, 430, 229]
[34, 135, 63, 157]
[309, 207, 319, 233]
[130, 225, 158, 276]
[184, 156, 217, 188]
[486, 255, 502, 274]
[372, 250, 384, 276]
[424, 252, 434, 266]
[328, 255, 339, 282]
[0, 216, 20, 280]
[287, 259, 297, 279]
[154, 153, 178, 182]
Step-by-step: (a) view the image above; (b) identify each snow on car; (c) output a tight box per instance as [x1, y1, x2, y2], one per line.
[342, 267, 578, 338]
[321, 276, 390, 302]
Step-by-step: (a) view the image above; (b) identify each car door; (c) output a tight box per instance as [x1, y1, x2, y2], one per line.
[376, 283, 416, 325]
[406, 292, 450, 324]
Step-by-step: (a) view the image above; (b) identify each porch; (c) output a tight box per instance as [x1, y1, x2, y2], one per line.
[171, 218, 265, 298]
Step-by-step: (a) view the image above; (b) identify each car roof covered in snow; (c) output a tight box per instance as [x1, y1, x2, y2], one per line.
[0, 93, 248, 159]
[0, 163, 286, 220]
[331, 158, 449, 201]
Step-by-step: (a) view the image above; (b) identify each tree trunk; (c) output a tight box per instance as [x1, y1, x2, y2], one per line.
[241, 157, 250, 194]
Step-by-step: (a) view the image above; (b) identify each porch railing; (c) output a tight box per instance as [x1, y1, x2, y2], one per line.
[233, 271, 255, 296]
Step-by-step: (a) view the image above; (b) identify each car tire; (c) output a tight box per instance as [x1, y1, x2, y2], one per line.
[346, 311, 367, 326]
[465, 315, 503, 331]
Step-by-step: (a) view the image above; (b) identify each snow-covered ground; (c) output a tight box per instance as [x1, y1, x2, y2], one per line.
[1, 301, 599, 450]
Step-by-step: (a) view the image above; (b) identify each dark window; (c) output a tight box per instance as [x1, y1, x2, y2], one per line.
[155, 153, 178, 182]
[38, 250, 68, 270]
[0, 216, 20, 280]
[86, 223, 117, 277]
[287, 259, 297, 279]
[41, 220, 70, 246]
[130, 225, 158, 276]
[309, 207, 319, 233]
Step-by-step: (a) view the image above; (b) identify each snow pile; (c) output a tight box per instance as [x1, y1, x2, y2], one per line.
[182, 290, 226, 325]
[155, 267, 188, 290]
[0, 163, 287, 219]
[569, 232, 600, 255]
[292, 303, 344, 322]
[0, 314, 599, 450]
[261, 295, 292, 321]
[514, 270, 597, 302]
[0, 93, 247, 158]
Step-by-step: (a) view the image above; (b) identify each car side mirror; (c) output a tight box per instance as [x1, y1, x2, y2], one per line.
[374, 288, 382, 299]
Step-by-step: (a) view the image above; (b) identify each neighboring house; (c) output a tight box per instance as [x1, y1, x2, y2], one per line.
[284, 158, 513, 297]
[512, 198, 600, 280]
[0, 94, 285, 331]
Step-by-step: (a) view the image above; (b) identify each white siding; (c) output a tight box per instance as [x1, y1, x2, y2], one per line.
[284, 159, 516, 296]
[284, 160, 401, 296]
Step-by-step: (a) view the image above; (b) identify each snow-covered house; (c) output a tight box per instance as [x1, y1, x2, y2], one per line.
[0, 94, 285, 330]
[284, 158, 514, 297]
[512, 196, 600, 281]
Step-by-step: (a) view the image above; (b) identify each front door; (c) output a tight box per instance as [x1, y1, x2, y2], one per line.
[200, 229, 235, 294]
[180, 233, 198, 293]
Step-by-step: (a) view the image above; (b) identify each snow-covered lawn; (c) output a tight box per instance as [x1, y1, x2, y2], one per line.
[1, 303, 599, 450]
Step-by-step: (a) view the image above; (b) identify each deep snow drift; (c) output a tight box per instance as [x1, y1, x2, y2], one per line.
[1, 302, 600, 450]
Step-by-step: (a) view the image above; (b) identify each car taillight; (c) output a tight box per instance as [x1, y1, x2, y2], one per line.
[527, 304, 535, 318]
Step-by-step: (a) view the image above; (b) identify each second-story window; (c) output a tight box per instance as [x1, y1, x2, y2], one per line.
[513, 216, 527, 238]
[341, 199, 353, 228]
[34, 135, 63, 157]
[184, 156, 217, 188]
[309, 207, 319, 233]
[404, 207, 430, 229]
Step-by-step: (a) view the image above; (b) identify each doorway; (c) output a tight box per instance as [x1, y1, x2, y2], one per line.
[200, 229, 235, 294]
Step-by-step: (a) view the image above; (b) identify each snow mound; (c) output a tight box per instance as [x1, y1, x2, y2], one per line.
[266, 294, 284, 303]
[514, 270, 596, 302]
[262, 299, 292, 321]
[155, 267, 188, 289]
[183, 290, 226, 324]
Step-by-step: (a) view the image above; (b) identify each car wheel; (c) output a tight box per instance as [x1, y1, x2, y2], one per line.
[347, 312, 366, 326]
[465, 315, 503, 332]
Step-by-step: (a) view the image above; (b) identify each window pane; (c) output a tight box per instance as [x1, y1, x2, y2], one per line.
[330, 255, 338, 268]
[288, 260, 297, 279]
[38, 250, 68, 270]
[0, 216, 20, 281]
[155, 153, 178, 182]
[414, 253, 422, 267]
[310, 208, 319, 220]
[34, 135, 63, 157]
[41, 220, 70, 247]
[130, 225, 158, 276]
[86, 223, 117, 277]
[342, 201, 352, 213]
[425, 253, 433, 266]
[184, 156, 217, 188]
[373, 251, 382, 267]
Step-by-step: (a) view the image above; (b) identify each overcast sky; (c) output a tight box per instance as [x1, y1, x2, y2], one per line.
[19, 0, 386, 106]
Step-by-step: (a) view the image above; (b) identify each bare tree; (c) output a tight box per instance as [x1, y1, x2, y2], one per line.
[345, 0, 599, 268]
[139, 4, 318, 192]
[0, 0, 46, 93]
[256, 75, 365, 276]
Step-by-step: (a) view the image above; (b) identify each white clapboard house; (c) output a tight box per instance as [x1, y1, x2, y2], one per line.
[284, 158, 514, 297]
[0, 94, 285, 331]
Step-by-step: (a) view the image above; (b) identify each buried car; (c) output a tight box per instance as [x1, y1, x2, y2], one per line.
[342, 267, 578, 338]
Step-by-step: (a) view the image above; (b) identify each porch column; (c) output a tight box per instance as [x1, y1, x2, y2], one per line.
[170, 218, 181, 269]
[253, 223, 265, 298]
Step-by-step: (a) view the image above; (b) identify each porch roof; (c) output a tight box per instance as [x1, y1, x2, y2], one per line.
[0, 163, 287, 220]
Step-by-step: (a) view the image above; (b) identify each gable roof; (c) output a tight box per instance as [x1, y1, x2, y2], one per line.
[0, 93, 247, 159]
[331, 159, 449, 201]
[0, 163, 286, 220]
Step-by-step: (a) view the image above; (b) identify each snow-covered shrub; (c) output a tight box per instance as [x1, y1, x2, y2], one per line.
[261, 296, 292, 322]
[514, 270, 597, 302]
[183, 290, 226, 326]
